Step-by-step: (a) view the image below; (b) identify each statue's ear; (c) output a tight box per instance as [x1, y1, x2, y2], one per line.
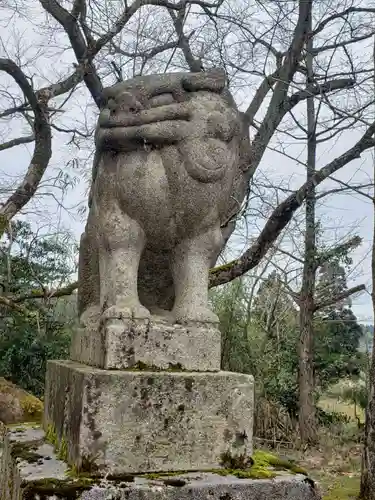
[181, 68, 227, 93]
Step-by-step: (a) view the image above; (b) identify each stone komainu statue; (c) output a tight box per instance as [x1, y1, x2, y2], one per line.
[78, 69, 251, 329]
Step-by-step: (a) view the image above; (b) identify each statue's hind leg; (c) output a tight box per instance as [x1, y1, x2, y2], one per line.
[77, 213, 101, 327]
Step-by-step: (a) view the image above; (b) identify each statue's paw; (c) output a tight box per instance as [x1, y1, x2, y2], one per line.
[173, 306, 219, 325]
[102, 301, 151, 322]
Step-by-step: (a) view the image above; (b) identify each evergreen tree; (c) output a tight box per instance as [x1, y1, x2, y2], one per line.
[0, 221, 77, 397]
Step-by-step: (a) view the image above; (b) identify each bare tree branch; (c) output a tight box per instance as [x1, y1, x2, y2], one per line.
[245, 77, 356, 176]
[312, 7, 375, 37]
[110, 37, 191, 61]
[0, 295, 36, 317]
[14, 280, 78, 302]
[244, 0, 311, 175]
[209, 121, 375, 287]
[314, 284, 366, 312]
[0, 58, 52, 227]
[0, 134, 34, 152]
[312, 32, 375, 55]
[288, 78, 355, 108]
[168, 8, 203, 72]
[39, 0, 104, 106]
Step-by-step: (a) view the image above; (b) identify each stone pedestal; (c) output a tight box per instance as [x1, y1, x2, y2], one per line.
[70, 319, 221, 371]
[0, 423, 322, 500]
[43, 360, 254, 474]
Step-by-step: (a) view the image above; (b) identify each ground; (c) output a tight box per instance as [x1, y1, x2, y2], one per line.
[266, 385, 365, 500]
[301, 439, 361, 500]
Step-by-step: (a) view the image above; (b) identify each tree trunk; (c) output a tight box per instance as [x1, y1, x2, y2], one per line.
[359, 33, 375, 500]
[359, 188, 375, 500]
[298, 10, 318, 445]
[299, 294, 317, 444]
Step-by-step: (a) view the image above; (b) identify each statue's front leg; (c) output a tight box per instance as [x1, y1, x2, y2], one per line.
[98, 202, 150, 322]
[171, 226, 222, 324]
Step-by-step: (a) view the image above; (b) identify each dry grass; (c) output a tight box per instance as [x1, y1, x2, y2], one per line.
[256, 392, 364, 500]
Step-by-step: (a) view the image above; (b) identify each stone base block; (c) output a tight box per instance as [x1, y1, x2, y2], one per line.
[70, 318, 221, 371]
[44, 360, 254, 474]
[1, 424, 321, 500]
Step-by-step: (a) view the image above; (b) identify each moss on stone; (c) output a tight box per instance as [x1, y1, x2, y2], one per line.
[10, 442, 43, 464]
[142, 450, 308, 482]
[143, 471, 187, 480]
[215, 450, 307, 480]
[0, 377, 43, 424]
[252, 450, 307, 475]
[22, 477, 94, 500]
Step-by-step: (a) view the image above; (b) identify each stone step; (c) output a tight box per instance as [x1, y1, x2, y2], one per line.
[0, 423, 321, 500]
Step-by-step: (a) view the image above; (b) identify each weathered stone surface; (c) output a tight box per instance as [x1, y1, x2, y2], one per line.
[70, 318, 221, 370]
[44, 360, 254, 474]
[1, 423, 321, 500]
[0, 424, 69, 500]
[79, 474, 321, 500]
[77, 69, 252, 335]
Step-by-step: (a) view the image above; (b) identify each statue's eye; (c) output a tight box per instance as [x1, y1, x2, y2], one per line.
[207, 112, 238, 142]
[107, 98, 117, 111]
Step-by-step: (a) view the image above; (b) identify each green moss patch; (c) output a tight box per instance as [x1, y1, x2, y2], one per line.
[144, 450, 309, 482]
[214, 450, 308, 480]
[10, 442, 44, 464]
[22, 478, 94, 500]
